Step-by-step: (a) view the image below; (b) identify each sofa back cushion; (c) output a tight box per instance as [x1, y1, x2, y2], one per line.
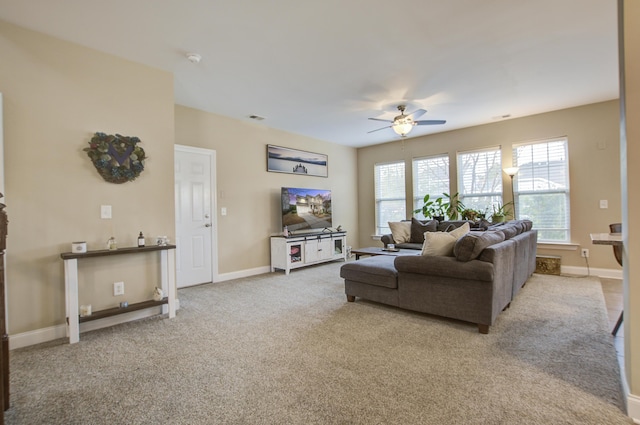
[453, 231, 506, 262]
[410, 218, 438, 243]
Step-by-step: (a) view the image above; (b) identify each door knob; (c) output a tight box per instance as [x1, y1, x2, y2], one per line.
[205, 223, 212, 227]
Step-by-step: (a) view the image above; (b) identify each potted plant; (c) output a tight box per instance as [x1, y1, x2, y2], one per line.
[442, 192, 465, 220]
[413, 194, 446, 221]
[491, 202, 513, 223]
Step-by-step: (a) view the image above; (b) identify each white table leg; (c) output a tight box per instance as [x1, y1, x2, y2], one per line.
[160, 249, 176, 318]
[64, 259, 79, 344]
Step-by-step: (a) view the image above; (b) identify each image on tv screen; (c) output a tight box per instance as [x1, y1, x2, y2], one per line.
[281, 187, 332, 231]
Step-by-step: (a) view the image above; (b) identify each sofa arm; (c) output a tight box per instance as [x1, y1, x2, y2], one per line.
[380, 234, 395, 247]
[394, 255, 494, 282]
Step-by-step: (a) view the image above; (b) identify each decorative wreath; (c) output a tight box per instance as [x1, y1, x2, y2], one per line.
[83, 132, 147, 184]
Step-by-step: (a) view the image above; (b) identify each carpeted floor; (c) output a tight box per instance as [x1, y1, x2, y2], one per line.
[4, 261, 632, 424]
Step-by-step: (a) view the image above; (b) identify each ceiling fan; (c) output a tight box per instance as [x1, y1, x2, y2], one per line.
[368, 105, 446, 137]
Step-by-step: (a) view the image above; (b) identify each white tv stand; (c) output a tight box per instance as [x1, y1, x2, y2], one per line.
[270, 231, 347, 274]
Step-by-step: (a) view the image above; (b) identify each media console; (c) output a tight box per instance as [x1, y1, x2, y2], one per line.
[270, 231, 347, 274]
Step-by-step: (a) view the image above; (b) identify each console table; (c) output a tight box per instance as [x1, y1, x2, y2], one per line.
[60, 245, 176, 344]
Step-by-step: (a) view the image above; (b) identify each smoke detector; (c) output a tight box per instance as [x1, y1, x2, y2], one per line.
[186, 53, 202, 64]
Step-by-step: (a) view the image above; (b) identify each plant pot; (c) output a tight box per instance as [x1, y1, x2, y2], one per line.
[491, 214, 506, 223]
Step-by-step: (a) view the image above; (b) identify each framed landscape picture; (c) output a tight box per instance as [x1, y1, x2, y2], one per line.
[267, 145, 328, 177]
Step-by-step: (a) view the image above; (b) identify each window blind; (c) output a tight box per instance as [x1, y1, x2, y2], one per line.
[412, 155, 449, 219]
[374, 161, 406, 235]
[513, 138, 570, 242]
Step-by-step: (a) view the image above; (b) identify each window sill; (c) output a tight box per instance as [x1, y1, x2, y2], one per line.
[537, 242, 579, 251]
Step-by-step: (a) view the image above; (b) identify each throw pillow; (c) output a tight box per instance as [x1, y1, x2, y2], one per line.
[410, 218, 438, 243]
[454, 231, 506, 262]
[421, 232, 457, 256]
[388, 221, 411, 244]
[449, 222, 470, 239]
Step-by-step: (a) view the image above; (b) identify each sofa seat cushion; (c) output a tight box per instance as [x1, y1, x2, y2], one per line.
[340, 256, 398, 289]
[394, 255, 494, 282]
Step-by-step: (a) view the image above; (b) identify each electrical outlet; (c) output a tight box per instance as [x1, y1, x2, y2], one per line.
[113, 281, 124, 296]
[581, 248, 589, 258]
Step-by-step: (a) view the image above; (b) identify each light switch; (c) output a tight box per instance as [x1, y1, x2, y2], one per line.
[101, 205, 112, 219]
[221, 207, 227, 216]
[599, 200, 608, 209]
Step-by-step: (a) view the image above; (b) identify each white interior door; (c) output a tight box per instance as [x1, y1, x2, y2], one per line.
[175, 146, 217, 288]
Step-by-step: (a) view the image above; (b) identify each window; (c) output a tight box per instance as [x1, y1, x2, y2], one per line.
[457, 147, 503, 213]
[412, 155, 450, 219]
[374, 161, 406, 235]
[513, 138, 570, 242]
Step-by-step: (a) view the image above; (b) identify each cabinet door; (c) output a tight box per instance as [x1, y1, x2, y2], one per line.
[318, 238, 332, 260]
[304, 239, 318, 263]
[289, 243, 304, 265]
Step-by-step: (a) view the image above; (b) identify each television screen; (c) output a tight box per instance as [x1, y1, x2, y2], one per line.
[281, 187, 332, 231]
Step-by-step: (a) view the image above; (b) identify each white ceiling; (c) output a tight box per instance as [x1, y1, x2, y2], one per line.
[0, 0, 619, 148]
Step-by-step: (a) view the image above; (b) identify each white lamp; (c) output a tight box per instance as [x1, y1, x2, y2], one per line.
[504, 167, 519, 218]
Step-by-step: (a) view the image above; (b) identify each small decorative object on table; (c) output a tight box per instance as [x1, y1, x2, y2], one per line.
[71, 241, 87, 253]
[137, 232, 145, 247]
[107, 236, 117, 251]
[153, 287, 164, 301]
[156, 236, 169, 246]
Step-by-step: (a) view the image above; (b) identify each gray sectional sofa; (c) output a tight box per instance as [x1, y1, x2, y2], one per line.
[340, 220, 537, 333]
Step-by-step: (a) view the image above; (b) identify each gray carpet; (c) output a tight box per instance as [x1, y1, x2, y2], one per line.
[5, 262, 631, 424]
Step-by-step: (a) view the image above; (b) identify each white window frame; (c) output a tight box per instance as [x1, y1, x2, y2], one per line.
[412, 154, 450, 220]
[456, 147, 503, 214]
[374, 160, 406, 235]
[512, 137, 570, 242]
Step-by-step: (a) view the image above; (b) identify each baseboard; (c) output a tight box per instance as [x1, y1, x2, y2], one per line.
[10, 302, 180, 350]
[560, 265, 622, 279]
[628, 393, 640, 423]
[216, 265, 271, 282]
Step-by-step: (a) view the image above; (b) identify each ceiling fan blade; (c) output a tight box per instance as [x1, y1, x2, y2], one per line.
[406, 109, 427, 119]
[367, 125, 392, 133]
[415, 120, 447, 125]
[368, 117, 393, 123]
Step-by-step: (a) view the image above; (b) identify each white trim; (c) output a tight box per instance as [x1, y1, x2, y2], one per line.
[174, 144, 218, 285]
[560, 265, 623, 279]
[537, 242, 579, 251]
[216, 266, 271, 282]
[10, 302, 181, 349]
[629, 393, 640, 424]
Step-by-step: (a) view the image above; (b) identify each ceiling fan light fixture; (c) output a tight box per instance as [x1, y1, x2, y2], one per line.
[392, 118, 414, 136]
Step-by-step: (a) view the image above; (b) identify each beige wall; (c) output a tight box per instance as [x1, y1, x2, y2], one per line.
[357, 100, 621, 270]
[0, 21, 175, 334]
[175, 105, 359, 275]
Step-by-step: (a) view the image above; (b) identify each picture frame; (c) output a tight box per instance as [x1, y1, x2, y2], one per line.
[267, 145, 328, 177]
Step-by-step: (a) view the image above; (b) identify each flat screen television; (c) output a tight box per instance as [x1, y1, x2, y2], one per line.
[281, 187, 332, 232]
